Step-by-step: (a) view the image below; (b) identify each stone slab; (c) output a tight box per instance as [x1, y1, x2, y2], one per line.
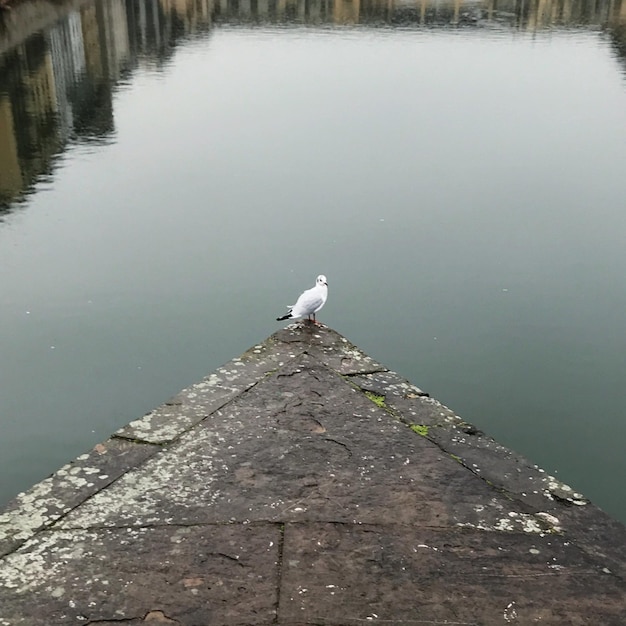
[0, 524, 280, 626]
[280, 523, 625, 625]
[0, 438, 159, 557]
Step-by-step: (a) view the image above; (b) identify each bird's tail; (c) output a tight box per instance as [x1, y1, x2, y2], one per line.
[276, 313, 293, 321]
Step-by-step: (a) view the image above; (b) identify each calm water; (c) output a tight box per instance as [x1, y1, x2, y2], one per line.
[1, 0, 625, 523]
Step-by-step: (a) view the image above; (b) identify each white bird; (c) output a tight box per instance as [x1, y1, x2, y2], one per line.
[276, 275, 328, 324]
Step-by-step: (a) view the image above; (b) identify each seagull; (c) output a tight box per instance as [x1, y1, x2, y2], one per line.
[276, 275, 328, 324]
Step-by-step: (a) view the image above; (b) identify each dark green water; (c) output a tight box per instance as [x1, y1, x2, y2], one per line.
[1, 0, 625, 523]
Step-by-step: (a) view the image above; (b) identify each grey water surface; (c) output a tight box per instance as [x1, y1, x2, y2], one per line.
[1, 0, 625, 523]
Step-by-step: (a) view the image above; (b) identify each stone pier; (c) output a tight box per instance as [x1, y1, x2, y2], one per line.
[1, 325, 625, 625]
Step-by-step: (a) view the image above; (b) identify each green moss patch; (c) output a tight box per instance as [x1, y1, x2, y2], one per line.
[364, 391, 386, 407]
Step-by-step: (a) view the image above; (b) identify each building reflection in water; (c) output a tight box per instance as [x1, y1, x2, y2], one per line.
[0, 0, 624, 207]
[0, 0, 214, 207]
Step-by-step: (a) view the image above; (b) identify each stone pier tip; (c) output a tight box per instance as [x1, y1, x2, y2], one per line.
[0, 324, 625, 625]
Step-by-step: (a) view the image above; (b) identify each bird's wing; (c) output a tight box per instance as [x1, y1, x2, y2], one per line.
[290, 287, 324, 318]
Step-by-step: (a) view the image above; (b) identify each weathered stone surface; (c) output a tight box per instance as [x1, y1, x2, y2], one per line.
[0, 438, 158, 557]
[0, 524, 280, 625]
[1, 324, 625, 625]
[423, 422, 589, 509]
[58, 354, 541, 533]
[280, 523, 626, 625]
[554, 503, 626, 581]
[275, 324, 387, 374]
[345, 366, 591, 517]
[348, 369, 428, 398]
[115, 335, 304, 444]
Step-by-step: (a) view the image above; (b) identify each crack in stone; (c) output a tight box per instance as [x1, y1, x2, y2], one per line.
[276, 370, 303, 379]
[273, 523, 286, 625]
[324, 437, 353, 457]
[112, 435, 168, 446]
[208, 551, 245, 565]
[343, 368, 389, 376]
[289, 603, 484, 626]
[86, 610, 180, 625]
[51, 520, 285, 532]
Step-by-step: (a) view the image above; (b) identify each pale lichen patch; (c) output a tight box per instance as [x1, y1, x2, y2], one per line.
[458, 502, 562, 535]
[0, 459, 119, 548]
[0, 531, 81, 592]
[542, 475, 587, 505]
[58, 426, 223, 529]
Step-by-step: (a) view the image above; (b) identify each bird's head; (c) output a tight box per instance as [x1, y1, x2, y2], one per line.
[316, 275, 328, 287]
